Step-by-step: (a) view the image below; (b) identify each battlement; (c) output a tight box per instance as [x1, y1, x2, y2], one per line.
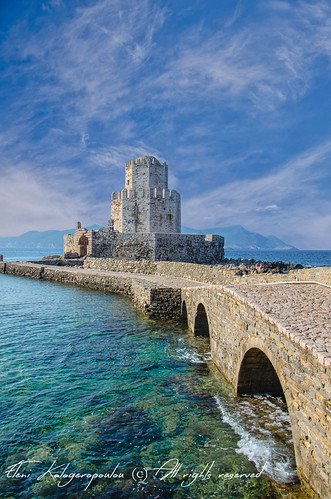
[125, 156, 166, 168]
[151, 188, 180, 200]
[111, 188, 180, 202]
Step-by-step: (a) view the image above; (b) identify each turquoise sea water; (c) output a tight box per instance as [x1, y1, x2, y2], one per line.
[0, 270, 307, 498]
[0, 248, 64, 262]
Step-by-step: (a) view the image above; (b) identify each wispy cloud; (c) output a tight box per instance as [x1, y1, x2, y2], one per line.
[3, 0, 166, 132]
[90, 143, 162, 169]
[182, 142, 331, 249]
[0, 165, 108, 236]
[155, 0, 331, 112]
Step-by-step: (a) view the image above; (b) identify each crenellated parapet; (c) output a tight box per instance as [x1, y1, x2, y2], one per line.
[111, 187, 180, 201]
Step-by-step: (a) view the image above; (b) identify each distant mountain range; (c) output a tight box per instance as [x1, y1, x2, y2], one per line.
[182, 225, 297, 249]
[0, 224, 297, 250]
[0, 225, 102, 250]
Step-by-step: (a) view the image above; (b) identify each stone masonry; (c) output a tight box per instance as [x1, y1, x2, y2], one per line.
[182, 281, 331, 499]
[63, 155, 224, 263]
[111, 155, 181, 233]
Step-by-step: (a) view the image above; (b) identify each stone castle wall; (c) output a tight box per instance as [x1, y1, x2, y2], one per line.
[87, 232, 224, 264]
[63, 223, 94, 257]
[111, 188, 180, 233]
[63, 226, 224, 264]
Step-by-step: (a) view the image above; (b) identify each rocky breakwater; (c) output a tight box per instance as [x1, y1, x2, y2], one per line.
[219, 258, 304, 275]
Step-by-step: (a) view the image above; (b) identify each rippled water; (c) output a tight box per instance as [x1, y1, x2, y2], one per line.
[0, 274, 306, 498]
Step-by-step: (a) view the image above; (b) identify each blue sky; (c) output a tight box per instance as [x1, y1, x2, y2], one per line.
[0, 0, 330, 249]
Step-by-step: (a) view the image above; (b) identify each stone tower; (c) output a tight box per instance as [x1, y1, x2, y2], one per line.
[111, 156, 181, 233]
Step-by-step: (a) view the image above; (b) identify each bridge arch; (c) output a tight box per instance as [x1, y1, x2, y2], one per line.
[235, 338, 291, 402]
[194, 303, 210, 337]
[237, 347, 284, 397]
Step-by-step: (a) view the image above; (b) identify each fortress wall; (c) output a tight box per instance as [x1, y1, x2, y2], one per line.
[112, 190, 180, 233]
[111, 197, 123, 232]
[111, 233, 155, 260]
[149, 191, 181, 233]
[63, 234, 75, 254]
[126, 157, 168, 191]
[153, 233, 224, 263]
[80, 233, 223, 264]
[91, 232, 155, 260]
[155, 262, 331, 286]
[84, 257, 157, 273]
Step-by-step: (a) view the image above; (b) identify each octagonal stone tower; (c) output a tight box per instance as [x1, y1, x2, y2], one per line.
[111, 156, 181, 233]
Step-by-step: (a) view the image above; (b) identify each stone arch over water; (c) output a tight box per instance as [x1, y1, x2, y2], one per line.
[237, 347, 284, 397]
[194, 303, 210, 337]
[181, 285, 330, 496]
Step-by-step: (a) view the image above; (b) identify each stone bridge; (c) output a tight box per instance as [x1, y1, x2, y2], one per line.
[182, 282, 330, 499]
[1, 260, 330, 497]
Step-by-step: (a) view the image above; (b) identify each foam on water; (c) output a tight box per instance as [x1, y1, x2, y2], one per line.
[214, 395, 297, 483]
[174, 346, 212, 364]
[170, 338, 297, 484]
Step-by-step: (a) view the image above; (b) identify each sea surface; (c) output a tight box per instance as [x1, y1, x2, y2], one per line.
[0, 248, 64, 262]
[225, 249, 331, 267]
[0, 247, 330, 267]
[0, 250, 311, 498]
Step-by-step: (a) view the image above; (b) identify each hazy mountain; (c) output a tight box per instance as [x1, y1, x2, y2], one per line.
[0, 224, 297, 250]
[182, 225, 297, 250]
[0, 225, 102, 249]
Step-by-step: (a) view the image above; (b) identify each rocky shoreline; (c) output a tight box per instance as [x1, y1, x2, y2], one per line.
[218, 258, 304, 275]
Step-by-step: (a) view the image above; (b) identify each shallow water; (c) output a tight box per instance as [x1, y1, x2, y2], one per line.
[0, 274, 307, 498]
